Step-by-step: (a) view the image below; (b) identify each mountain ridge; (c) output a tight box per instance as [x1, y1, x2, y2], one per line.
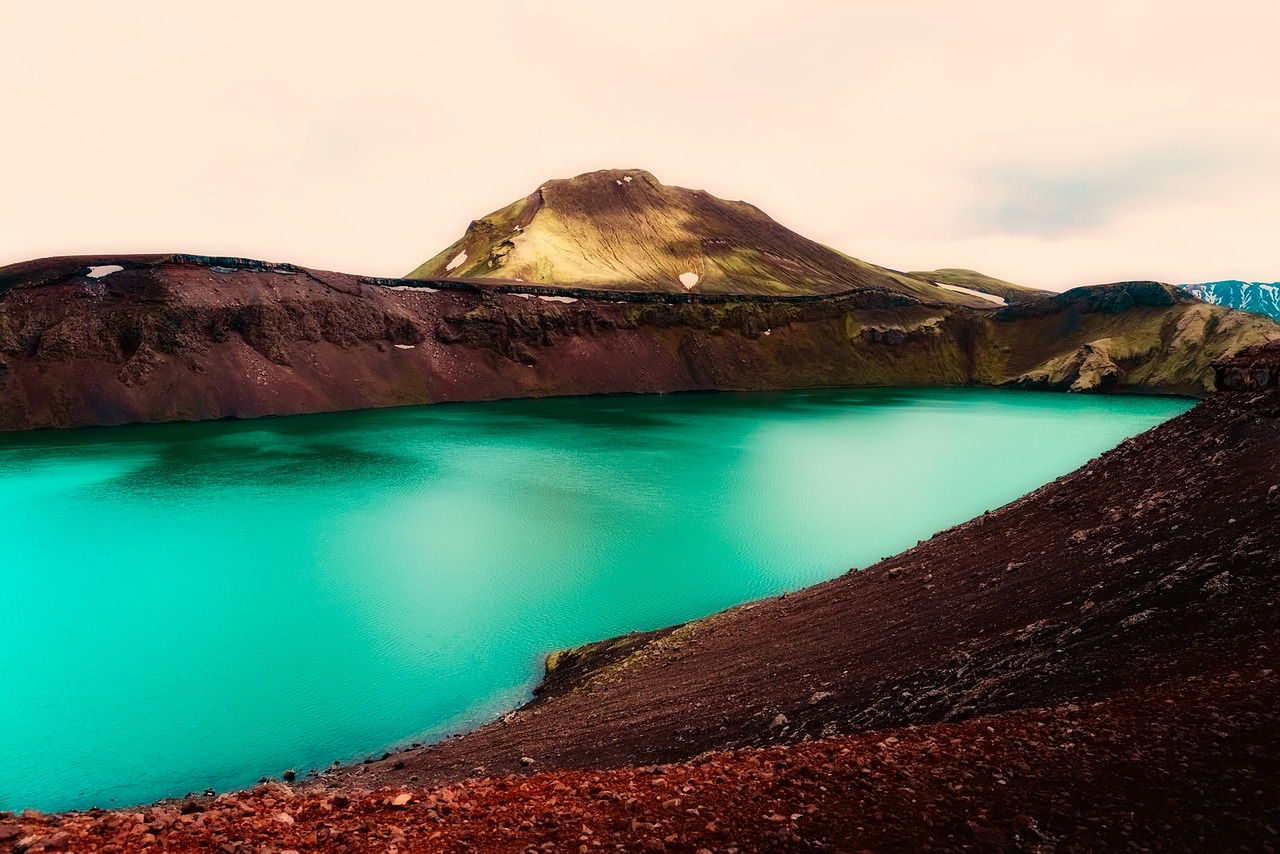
[0, 174, 1275, 431]
[0, 252, 1274, 430]
[907, 267, 1055, 304]
[1180, 279, 1280, 322]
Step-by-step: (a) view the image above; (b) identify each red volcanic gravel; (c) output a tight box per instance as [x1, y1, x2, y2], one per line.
[4, 663, 1276, 853]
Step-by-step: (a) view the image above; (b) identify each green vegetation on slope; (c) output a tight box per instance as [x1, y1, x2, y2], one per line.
[407, 169, 991, 306]
[907, 268, 1055, 304]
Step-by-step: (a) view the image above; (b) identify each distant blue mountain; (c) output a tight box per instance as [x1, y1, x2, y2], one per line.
[1180, 280, 1280, 322]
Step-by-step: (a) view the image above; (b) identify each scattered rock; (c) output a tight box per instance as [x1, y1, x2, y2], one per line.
[1120, 610, 1155, 629]
[1204, 572, 1234, 596]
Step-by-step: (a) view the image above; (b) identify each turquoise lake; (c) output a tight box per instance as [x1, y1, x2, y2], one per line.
[0, 388, 1192, 812]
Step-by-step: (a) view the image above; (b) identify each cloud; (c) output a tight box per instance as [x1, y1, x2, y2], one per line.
[1, 1, 1277, 287]
[970, 151, 1218, 238]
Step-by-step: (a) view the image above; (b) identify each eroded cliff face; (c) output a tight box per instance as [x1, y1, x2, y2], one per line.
[1215, 339, 1280, 393]
[0, 255, 1274, 430]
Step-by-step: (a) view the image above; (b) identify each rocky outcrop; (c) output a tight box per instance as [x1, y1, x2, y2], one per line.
[992, 280, 1184, 318]
[1215, 339, 1280, 390]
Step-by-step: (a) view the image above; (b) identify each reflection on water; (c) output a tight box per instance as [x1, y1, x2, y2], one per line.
[0, 388, 1191, 811]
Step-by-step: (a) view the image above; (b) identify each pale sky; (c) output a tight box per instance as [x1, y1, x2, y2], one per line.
[3, 1, 1277, 290]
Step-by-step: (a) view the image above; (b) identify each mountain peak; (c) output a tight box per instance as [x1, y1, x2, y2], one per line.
[407, 170, 1001, 303]
[541, 168, 661, 192]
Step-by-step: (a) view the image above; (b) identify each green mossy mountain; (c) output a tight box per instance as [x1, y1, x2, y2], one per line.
[407, 170, 1043, 307]
[907, 268, 1055, 305]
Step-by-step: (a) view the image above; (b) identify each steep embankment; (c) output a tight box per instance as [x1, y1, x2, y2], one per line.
[406, 169, 1036, 306]
[0, 254, 1274, 430]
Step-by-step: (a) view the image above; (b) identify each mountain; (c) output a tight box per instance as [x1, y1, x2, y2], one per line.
[0, 173, 1274, 431]
[908, 267, 1055, 305]
[407, 169, 1044, 307]
[1180, 280, 1280, 322]
[0, 253, 1275, 430]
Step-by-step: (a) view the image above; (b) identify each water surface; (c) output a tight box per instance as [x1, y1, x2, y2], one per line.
[0, 388, 1191, 811]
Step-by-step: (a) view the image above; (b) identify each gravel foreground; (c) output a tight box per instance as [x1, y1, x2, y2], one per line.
[2, 661, 1275, 853]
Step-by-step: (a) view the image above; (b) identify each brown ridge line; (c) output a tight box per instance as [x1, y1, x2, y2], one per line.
[0, 252, 1184, 313]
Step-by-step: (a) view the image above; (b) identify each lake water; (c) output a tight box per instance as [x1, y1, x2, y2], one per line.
[0, 388, 1191, 811]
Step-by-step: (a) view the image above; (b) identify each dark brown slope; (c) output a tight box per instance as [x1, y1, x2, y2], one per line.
[0, 254, 1275, 430]
[337, 346, 1280, 793]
